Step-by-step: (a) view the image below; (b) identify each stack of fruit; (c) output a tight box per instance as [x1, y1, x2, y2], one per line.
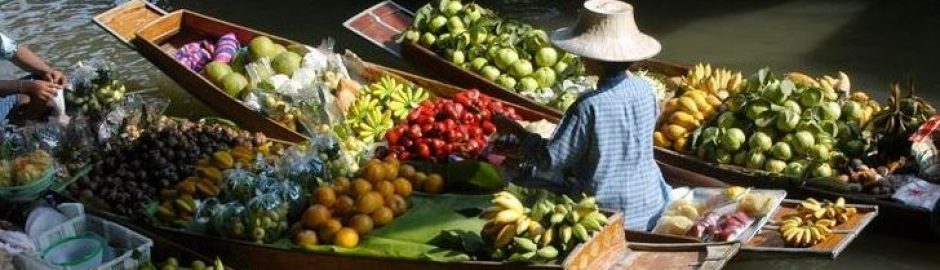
[66, 65, 127, 118]
[293, 158, 419, 248]
[68, 117, 268, 217]
[692, 69, 874, 180]
[154, 145, 268, 227]
[339, 76, 430, 144]
[868, 80, 936, 160]
[136, 257, 225, 270]
[779, 197, 857, 247]
[402, 0, 587, 111]
[385, 90, 521, 162]
[480, 192, 607, 263]
[0, 150, 53, 188]
[654, 64, 745, 152]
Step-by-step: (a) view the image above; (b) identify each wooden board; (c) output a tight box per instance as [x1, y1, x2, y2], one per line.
[742, 199, 878, 258]
[92, 0, 165, 45]
[619, 242, 740, 270]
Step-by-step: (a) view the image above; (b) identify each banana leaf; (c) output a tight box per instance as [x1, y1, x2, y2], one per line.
[276, 193, 492, 262]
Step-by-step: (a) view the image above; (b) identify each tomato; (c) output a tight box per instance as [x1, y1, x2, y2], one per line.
[417, 115, 434, 125]
[408, 125, 423, 138]
[416, 143, 432, 159]
[386, 129, 402, 145]
[481, 121, 496, 135]
[461, 112, 478, 125]
[443, 119, 457, 130]
[469, 126, 483, 138]
[421, 123, 434, 134]
[478, 110, 492, 121]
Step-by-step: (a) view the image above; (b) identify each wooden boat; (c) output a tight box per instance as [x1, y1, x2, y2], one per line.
[93, 0, 554, 144]
[91, 1, 739, 269]
[400, 42, 690, 119]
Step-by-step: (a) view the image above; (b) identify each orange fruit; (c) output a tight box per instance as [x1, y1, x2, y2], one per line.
[384, 156, 401, 167]
[333, 177, 351, 194]
[392, 178, 412, 197]
[348, 214, 374, 234]
[371, 206, 394, 226]
[351, 178, 373, 196]
[294, 230, 318, 248]
[333, 195, 355, 215]
[399, 164, 417, 179]
[412, 172, 428, 188]
[334, 228, 360, 248]
[383, 162, 399, 181]
[302, 204, 331, 229]
[386, 194, 408, 216]
[318, 218, 343, 244]
[364, 163, 384, 183]
[314, 186, 337, 208]
[356, 192, 384, 214]
[376, 180, 395, 197]
[424, 174, 444, 194]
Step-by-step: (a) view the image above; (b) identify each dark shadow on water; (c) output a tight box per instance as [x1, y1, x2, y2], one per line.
[801, 0, 940, 102]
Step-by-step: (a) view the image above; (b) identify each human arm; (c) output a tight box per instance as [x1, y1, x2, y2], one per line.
[1, 33, 66, 85]
[0, 79, 60, 103]
[492, 105, 591, 175]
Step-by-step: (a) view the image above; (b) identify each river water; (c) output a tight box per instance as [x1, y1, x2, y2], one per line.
[2, 0, 939, 269]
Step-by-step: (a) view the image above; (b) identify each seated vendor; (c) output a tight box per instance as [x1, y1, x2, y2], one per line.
[0, 32, 67, 124]
[494, 0, 671, 231]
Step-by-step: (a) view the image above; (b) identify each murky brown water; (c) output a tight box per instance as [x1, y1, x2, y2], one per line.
[2, 0, 939, 269]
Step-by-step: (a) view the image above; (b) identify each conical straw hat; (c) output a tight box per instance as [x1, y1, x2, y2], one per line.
[550, 0, 661, 62]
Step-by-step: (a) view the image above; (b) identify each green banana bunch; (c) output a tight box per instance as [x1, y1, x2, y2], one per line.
[387, 85, 430, 121]
[481, 192, 608, 263]
[353, 109, 393, 143]
[367, 76, 404, 102]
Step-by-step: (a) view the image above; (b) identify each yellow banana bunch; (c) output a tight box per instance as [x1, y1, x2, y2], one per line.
[779, 197, 857, 247]
[656, 63, 744, 152]
[779, 216, 831, 247]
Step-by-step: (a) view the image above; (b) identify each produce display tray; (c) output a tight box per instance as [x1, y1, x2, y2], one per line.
[742, 199, 879, 258]
[674, 187, 787, 244]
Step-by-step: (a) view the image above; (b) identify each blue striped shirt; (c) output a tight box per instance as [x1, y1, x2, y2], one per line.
[520, 71, 671, 230]
[1, 32, 18, 120]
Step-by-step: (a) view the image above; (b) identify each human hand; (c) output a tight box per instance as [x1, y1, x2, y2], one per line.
[40, 68, 67, 85]
[492, 114, 526, 135]
[21, 80, 61, 103]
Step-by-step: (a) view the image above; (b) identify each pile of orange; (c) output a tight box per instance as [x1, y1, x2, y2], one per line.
[294, 157, 445, 248]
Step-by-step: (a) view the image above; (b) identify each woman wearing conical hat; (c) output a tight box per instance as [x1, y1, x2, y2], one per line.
[495, 0, 670, 230]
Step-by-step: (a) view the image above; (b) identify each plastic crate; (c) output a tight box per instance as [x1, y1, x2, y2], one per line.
[15, 203, 154, 270]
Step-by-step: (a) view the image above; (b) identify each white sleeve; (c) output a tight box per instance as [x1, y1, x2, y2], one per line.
[1, 32, 19, 60]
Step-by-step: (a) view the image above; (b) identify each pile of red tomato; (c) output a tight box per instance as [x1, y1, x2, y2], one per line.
[385, 90, 522, 162]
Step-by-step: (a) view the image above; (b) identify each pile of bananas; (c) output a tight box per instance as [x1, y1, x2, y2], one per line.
[343, 76, 429, 143]
[655, 64, 745, 152]
[869, 79, 936, 159]
[779, 197, 857, 247]
[481, 192, 607, 263]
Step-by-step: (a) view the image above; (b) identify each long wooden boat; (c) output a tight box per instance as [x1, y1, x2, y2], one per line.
[93, 0, 555, 144]
[400, 42, 690, 119]
[90, 1, 739, 269]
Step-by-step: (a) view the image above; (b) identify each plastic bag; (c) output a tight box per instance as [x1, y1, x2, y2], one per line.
[222, 165, 258, 203]
[245, 193, 288, 243]
[97, 92, 169, 144]
[210, 201, 248, 239]
[256, 175, 305, 221]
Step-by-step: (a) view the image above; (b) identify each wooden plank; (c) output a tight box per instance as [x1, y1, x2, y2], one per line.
[343, 0, 414, 57]
[92, 0, 166, 46]
[742, 199, 879, 258]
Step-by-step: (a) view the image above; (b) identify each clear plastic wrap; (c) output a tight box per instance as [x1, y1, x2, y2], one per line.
[256, 175, 306, 221]
[210, 202, 248, 240]
[222, 165, 258, 203]
[245, 193, 288, 243]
